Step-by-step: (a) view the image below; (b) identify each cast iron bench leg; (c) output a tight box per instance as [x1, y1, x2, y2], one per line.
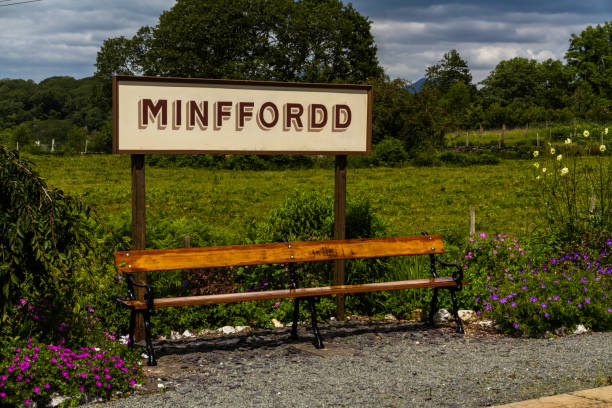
[307, 297, 324, 349]
[450, 288, 465, 334]
[428, 287, 439, 326]
[290, 298, 300, 340]
[143, 309, 157, 366]
[128, 309, 136, 349]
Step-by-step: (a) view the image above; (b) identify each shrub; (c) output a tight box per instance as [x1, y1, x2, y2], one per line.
[463, 233, 612, 335]
[372, 138, 408, 167]
[0, 337, 142, 407]
[0, 146, 118, 343]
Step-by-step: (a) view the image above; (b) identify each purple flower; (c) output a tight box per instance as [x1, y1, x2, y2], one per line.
[521, 286, 528, 290]
[529, 297, 538, 303]
[499, 298, 507, 304]
[511, 302, 516, 308]
[544, 312, 550, 318]
[581, 277, 587, 283]
[540, 284, 546, 289]
[541, 303, 547, 308]
[578, 303, 583, 309]
[553, 296, 559, 301]
[585, 298, 590, 303]
[513, 323, 519, 329]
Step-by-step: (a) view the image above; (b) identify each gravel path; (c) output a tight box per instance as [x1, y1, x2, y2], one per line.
[86, 320, 612, 408]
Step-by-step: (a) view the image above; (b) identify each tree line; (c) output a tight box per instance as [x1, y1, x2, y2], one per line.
[1, 0, 610, 155]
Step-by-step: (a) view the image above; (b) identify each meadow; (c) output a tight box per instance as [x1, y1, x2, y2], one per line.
[27, 154, 538, 244]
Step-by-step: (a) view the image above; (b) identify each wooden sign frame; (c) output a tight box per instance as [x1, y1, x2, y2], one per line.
[113, 75, 372, 155]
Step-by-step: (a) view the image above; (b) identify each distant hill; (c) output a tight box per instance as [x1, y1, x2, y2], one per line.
[408, 77, 426, 93]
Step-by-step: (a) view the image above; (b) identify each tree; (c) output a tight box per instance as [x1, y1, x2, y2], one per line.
[479, 58, 542, 107]
[95, 0, 384, 84]
[425, 49, 473, 93]
[65, 126, 87, 154]
[10, 123, 32, 149]
[566, 21, 612, 99]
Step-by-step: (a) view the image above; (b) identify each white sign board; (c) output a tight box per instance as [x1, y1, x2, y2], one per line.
[113, 76, 372, 154]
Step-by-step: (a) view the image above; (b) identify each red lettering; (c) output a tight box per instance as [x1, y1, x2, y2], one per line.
[285, 103, 304, 130]
[188, 101, 208, 128]
[258, 102, 279, 128]
[142, 99, 167, 127]
[309, 104, 327, 129]
[216, 101, 232, 128]
[238, 102, 254, 128]
[334, 104, 351, 130]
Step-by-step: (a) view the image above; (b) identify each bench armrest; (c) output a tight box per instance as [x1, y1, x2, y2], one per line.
[421, 231, 463, 290]
[126, 275, 155, 315]
[431, 255, 463, 291]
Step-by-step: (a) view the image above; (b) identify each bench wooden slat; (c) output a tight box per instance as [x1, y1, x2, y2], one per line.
[115, 235, 444, 273]
[123, 277, 457, 309]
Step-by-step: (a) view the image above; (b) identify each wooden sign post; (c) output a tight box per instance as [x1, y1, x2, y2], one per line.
[114, 76, 372, 336]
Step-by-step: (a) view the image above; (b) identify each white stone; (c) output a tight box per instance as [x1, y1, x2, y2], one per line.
[182, 330, 194, 338]
[199, 329, 216, 336]
[433, 309, 451, 323]
[271, 318, 284, 328]
[170, 331, 182, 340]
[384, 314, 397, 321]
[478, 320, 494, 328]
[573, 324, 588, 335]
[218, 325, 238, 335]
[50, 396, 71, 407]
[458, 310, 476, 322]
[235, 325, 250, 333]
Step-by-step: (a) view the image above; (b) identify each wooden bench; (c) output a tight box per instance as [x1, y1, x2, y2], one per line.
[114, 233, 464, 366]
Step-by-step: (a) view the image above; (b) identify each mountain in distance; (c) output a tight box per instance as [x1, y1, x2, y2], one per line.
[408, 77, 426, 93]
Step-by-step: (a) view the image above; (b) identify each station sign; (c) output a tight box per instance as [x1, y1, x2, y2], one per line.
[113, 76, 372, 154]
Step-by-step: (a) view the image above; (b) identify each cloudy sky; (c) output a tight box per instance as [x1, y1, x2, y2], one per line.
[1, 0, 611, 84]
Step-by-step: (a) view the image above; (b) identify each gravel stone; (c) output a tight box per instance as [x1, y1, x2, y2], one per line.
[84, 320, 611, 408]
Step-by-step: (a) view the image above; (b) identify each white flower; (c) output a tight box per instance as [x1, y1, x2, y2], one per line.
[550, 148, 555, 155]
[560, 167, 569, 176]
[536, 175, 541, 180]
[583, 130, 590, 137]
[533, 150, 539, 158]
[565, 138, 572, 144]
[605, 128, 609, 135]
[533, 162, 540, 168]
[557, 154, 562, 161]
[600, 145, 606, 153]
[542, 167, 547, 173]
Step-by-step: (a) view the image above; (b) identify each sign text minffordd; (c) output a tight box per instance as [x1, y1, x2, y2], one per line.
[113, 76, 372, 154]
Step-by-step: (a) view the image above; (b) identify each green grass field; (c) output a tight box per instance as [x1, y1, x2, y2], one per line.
[27, 154, 539, 243]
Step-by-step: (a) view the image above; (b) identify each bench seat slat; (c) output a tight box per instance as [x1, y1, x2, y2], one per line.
[123, 277, 457, 309]
[115, 235, 444, 273]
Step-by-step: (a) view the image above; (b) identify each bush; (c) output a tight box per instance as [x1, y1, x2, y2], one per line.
[372, 138, 408, 167]
[0, 146, 143, 405]
[462, 232, 612, 335]
[0, 146, 115, 343]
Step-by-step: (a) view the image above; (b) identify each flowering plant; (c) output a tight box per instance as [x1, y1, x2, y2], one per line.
[465, 233, 612, 335]
[530, 129, 611, 240]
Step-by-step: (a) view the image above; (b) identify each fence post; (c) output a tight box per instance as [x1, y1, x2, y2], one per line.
[466, 131, 469, 147]
[183, 235, 191, 248]
[469, 206, 476, 235]
[537, 132, 540, 147]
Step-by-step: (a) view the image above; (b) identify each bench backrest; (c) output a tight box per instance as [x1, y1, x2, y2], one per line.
[114, 235, 444, 274]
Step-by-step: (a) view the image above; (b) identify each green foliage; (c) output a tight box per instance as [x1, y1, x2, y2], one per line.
[463, 233, 612, 336]
[372, 138, 408, 167]
[528, 132, 612, 241]
[425, 49, 473, 94]
[95, 0, 383, 84]
[0, 337, 143, 407]
[0, 147, 120, 343]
